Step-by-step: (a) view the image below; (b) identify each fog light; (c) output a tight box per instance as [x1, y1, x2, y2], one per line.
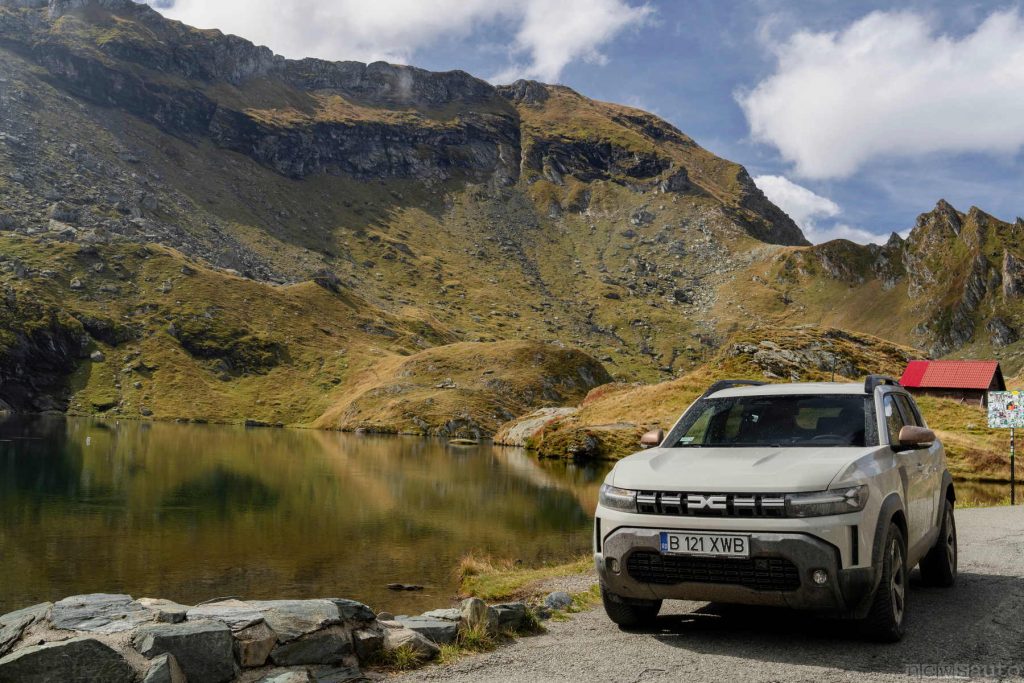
[607, 558, 620, 573]
[812, 569, 829, 585]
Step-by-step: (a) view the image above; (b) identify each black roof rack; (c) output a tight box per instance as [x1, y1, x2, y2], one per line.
[700, 379, 766, 399]
[864, 375, 900, 393]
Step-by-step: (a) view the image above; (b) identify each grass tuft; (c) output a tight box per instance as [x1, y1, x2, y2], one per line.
[372, 643, 427, 671]
[457, 553, 593, 601]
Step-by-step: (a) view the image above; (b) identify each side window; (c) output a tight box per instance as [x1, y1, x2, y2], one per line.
[894, 395, 919, 427]
[882, 395, 906, 445]
[904, 396, 926, 427]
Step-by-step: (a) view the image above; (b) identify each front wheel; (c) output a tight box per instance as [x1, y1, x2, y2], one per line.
[860, 522, 908, 642]
[919, 500, 957, 587]
[600, 585, 661, 628]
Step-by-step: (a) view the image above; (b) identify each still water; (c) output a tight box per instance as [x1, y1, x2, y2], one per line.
[0, 416, 610, 614]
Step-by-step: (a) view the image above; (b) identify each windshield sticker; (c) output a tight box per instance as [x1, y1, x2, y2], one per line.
[678, 436, 695, 443]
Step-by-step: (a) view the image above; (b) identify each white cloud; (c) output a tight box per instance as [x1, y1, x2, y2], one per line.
[145, 0, 649, 83]
[738, 10, 1024, 179]
[754, 175, 887, 244]
[492, 0, 652, 82]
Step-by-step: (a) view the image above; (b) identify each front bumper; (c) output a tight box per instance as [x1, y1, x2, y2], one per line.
[597, 527, 875, 615]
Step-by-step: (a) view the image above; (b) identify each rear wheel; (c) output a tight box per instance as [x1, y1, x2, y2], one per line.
[860, 523, 908, 642]
[600, 585, 661, 628]
[919, 500, 957, 587]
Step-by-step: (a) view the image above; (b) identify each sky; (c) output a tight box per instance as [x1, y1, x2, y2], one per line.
[144, 0, 1024, 244]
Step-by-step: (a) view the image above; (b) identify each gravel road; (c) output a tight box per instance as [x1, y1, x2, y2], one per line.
[397, 505, 1024, 682]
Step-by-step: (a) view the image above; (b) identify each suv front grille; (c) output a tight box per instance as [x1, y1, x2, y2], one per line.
[626, 551, 801, 591]
[635, 491, 787, 517]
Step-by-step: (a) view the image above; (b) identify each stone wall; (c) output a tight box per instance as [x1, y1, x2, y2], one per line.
[0, 593, 534, 682]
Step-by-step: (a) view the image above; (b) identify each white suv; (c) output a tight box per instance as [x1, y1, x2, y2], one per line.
[594, 376, 957, 641]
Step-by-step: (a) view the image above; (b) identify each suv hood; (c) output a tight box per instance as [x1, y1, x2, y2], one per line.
[609, 446, 876, 493]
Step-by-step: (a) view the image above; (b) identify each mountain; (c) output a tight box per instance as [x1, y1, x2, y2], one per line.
[0, 0, 1021, 434]
[720, 201, 1024, 364]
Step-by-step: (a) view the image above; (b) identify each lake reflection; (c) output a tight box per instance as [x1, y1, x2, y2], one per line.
[0, 416, 610, 614]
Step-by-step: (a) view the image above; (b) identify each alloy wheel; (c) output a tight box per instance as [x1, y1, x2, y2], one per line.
[890, 538, 906, 625]
[945, 508, 957, 572]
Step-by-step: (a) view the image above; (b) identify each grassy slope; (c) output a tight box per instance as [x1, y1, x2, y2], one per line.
[0, 5, 807, 385]
[508, 325, 1017, 482]
[313, 340, 610, 437]
[0, 234, 611, 431]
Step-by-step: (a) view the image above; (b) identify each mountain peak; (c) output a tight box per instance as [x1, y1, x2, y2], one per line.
[496, 79, 551, 106]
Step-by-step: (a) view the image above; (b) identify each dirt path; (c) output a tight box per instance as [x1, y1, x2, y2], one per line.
[396, 505, 1024, 682]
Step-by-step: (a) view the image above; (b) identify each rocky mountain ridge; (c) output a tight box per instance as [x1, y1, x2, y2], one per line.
[741, 201, 1024, 361]
[1, 0, 1021, 427]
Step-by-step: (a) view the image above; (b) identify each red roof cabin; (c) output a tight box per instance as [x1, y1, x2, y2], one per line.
[898, 360, 1006, 407]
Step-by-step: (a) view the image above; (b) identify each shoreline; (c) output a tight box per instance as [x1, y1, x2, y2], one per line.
[0, 590, 547, 682]
[7, 410, 1023, 486]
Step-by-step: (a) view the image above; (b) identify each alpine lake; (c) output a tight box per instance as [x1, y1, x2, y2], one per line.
[0, 415, 1015, 615]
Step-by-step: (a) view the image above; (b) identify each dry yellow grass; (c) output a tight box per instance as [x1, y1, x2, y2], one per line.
[457, 552, 593, 602]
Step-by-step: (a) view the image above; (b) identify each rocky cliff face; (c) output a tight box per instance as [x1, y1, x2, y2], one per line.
[757, 200, 1024, 362]
[0, 0, 804, 234]
[0, 296, 87, 412]
[0, 0, 817, 401]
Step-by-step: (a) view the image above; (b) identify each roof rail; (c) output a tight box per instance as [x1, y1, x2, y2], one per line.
[700, 379, 766, 399]
[864, 375, 900, 393]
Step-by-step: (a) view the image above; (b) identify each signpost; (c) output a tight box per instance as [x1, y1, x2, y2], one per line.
[987, 391, 1020, 504]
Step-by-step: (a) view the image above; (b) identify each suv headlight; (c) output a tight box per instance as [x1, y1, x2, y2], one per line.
[785, 486, 868, 517]
[599, 484, 637, 512]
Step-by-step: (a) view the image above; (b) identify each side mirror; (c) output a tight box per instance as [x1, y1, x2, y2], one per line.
[640, 429, 664, 449]
[896, 425, 935, 450]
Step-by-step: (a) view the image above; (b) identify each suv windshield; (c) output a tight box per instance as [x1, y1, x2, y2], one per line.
[666, 394, 877, 448]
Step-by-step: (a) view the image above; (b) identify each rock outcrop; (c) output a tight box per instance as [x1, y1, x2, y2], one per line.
[772, 200, 1024, 358]
[0, 593, 538, 681]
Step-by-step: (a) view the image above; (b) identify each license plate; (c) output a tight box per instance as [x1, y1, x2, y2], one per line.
[660, 532, 750, 558]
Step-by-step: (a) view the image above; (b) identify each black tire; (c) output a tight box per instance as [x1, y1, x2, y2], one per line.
[860, 522, 908, 642]
[919, 500, 957, 587]
[600, 585, 661, 628]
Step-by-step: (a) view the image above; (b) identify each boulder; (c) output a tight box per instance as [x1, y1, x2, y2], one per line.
[0, 603, 51, 657]
[90, 350, 106, 362]
[327, 599, 374, 623]
[133, 598, 188, 624]
[351, 627, 383, 663]
[458, 598, 489, 630]
[142, 653, 186, 683]
[419, 608, 460, 622]
[0, 636, 134, 683]
[187, 599, 264, 630]
[247, 600, 341, 642]
[133, 620, 238, 683]
[544, 591, 573, 610]
[234, 620, 278, 668]
[381, 623, 439, 659]
[490, 603, 530, 632]
[48, 201, 79, 223]
[269, 627, 352, 667]
[51, 593, 153, 634]
[394, 616, 458, 644]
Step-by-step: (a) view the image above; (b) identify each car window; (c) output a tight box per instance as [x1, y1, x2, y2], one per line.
[903, 395, 926, 427]
[894, 395, 919, 427]
[883, 395, 906, 445]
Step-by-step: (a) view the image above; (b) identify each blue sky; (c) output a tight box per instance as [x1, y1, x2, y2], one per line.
[147, 0, 1024, 244]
